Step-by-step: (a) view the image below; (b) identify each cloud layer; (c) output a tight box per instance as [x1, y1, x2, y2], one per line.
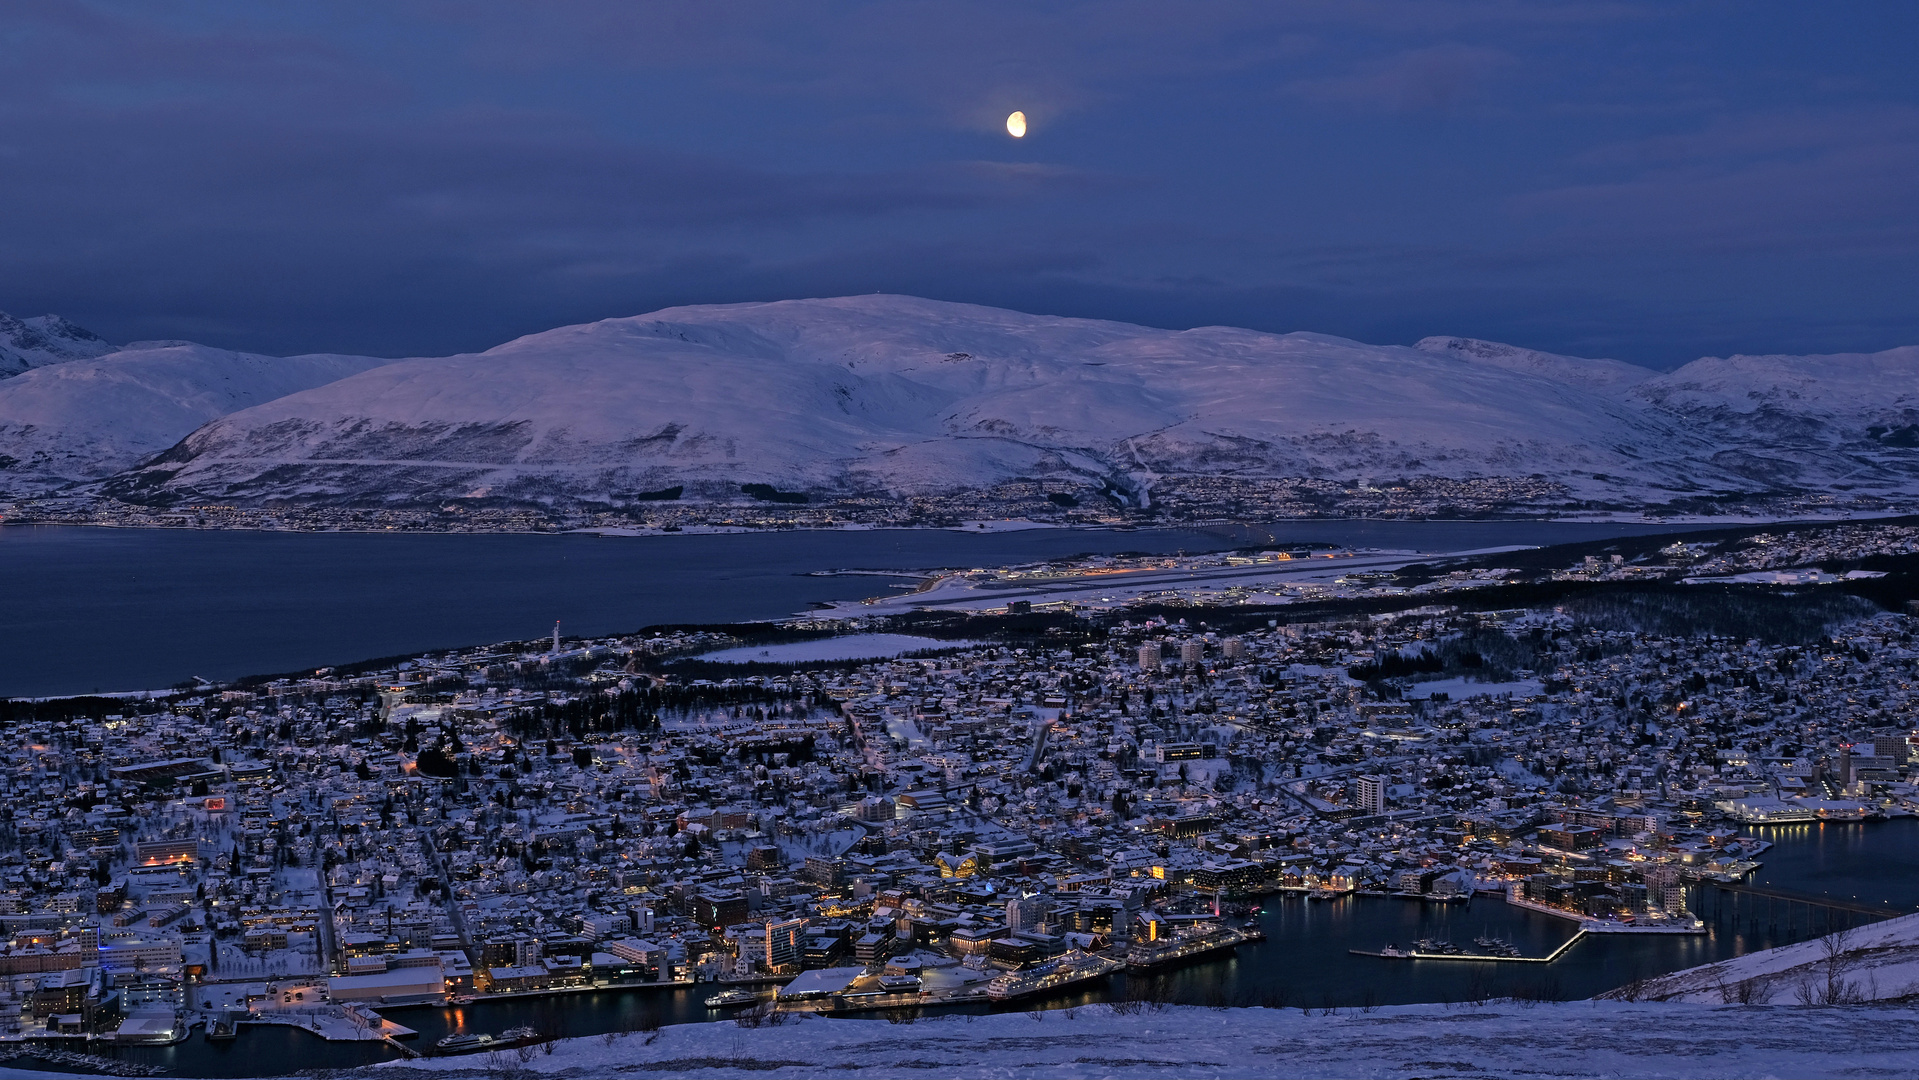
[1, 1, 1914, 365]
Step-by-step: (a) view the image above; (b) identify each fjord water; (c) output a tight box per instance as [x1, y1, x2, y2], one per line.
[38, 820, 1919, 1078]
[0, 520, 1697, 698]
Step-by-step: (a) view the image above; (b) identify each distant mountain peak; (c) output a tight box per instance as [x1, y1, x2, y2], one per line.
[1413, 336, 1654, 392]
[0, 310, 117, 379]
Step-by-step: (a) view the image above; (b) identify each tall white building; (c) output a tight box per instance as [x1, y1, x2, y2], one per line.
[1006, 895, 1048, 933]
[1353, 775, 1386, 816]
[1643, 865, 1686, 916]
[1138, 642, 1162, 671]
[1180, 640, 1206, 668]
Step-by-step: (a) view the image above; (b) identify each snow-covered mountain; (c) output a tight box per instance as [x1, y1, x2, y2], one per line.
[0, 341, 399, 490]
[0, 311, 116, 378]
[5, 296, 1915, 517]
[107, 299, 1707, 510]
[1626, 346, 1919, 490]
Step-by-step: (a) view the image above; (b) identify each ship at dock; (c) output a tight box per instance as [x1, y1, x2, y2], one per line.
[985, 950, 1125, 1001]
[434, 1027, 540, 1055]
[1125, 923, 1259, 970]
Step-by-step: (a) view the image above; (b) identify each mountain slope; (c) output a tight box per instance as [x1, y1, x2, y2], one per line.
[0, 311, 116, 378]
[1629, 346, 1919, 490]
[2, 295, 1912, 520]
[1609, 912, 1919, 1004]
[0, 344, 400, 490]
[98, 296, 1745, 514]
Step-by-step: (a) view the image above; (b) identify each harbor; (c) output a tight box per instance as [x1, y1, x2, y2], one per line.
[1350, 930, 1589, 964]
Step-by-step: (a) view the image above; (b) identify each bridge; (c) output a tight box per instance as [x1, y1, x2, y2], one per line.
[1694, 879, 1912, 937]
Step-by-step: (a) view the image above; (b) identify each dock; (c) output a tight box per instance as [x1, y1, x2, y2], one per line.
[1349, 930, 1587, 964]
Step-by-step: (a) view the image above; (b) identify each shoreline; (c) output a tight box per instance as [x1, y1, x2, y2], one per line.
[2, 510, 1905, 539]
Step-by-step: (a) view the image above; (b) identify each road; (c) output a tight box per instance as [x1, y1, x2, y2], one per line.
[418, 827, 482, 975]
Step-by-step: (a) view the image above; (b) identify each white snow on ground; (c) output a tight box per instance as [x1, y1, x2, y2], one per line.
[1615, 910, 1919, 1005]
[1404, 677, 1545, 700]
[4, 1000, 1918, 1078]
[137, 1001, 1919, 1080]
[693, 634, 982, 664]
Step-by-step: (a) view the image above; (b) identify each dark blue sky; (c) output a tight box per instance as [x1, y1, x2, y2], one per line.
[3, 2, 1915, 366]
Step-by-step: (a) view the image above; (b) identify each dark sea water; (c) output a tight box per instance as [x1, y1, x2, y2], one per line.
[0, 520, 1699, 698]
[28, 819, 1918, 1078]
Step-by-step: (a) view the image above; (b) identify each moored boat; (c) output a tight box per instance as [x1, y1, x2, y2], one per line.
[705, 988, 761, 1008]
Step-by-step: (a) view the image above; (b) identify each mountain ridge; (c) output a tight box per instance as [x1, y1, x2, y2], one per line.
[2, 297, 1914, 523]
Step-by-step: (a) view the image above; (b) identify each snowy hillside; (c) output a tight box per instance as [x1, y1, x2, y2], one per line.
[1629, 346, 1919, 491]
[3, 296, 1914, 518]
[121, 1001, 1918, 1080]
[90, 295, 1829, 515]
[0, 344, 399, 490]
[0, 311, 115, 378]
[1609, 911, 1919, 1004]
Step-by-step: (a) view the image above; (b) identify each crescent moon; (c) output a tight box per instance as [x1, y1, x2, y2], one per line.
[1006, 111, 1027, 138]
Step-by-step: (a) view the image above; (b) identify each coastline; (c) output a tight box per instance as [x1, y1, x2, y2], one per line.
[1, 509, 1905, 538]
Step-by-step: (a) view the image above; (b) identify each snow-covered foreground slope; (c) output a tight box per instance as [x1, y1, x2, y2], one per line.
[1613, 911, 1919, 1004]
[0, 343, 400, 490]
[37, 1001, 1889, 1080]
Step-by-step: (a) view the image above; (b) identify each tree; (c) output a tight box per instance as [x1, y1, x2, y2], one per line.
[414, 747, 457, 778]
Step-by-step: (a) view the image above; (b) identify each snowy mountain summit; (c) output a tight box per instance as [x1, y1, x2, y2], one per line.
[0, 311, 116, 378]
[3, 296, 1915, 522]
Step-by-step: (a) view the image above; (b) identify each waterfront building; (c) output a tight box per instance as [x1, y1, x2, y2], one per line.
[765, 918, 806, 972]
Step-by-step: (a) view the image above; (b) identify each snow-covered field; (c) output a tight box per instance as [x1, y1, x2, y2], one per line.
[1403, 677, 1546, 701]
[693, 634, 981, 664]
[17, 1002, 1896, 1080]
[3, 296, 1914, 514]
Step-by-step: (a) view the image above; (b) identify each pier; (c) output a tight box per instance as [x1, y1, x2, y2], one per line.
[1350, 930, 1586, 965]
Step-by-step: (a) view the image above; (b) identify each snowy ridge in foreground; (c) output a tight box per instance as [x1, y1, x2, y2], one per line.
[183, 1001, 1919, 1080]
[1613, 910, 1919, 1004]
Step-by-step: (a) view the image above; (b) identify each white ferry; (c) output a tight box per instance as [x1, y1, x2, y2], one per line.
[705, 988, 762, 1008]
[985, 951, 1124, 1001]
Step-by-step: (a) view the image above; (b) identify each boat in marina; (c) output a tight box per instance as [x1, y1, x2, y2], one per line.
[704, 988, 762, 1008]
[1474, 935, 1521, 957]
[435, 1032, 498, 1053]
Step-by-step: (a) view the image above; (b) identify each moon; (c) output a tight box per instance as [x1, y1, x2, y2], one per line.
[1006, 111, 1027, 138]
